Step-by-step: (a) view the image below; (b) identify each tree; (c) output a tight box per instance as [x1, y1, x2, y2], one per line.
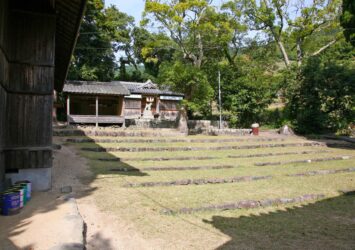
[285, 41, 355, 134]
[143, 0, 233, 69]
[132, 27, 175, 78]
[340, 0, 355, 46]
[227, 0, 342, 68]
[158, 61, 214, 117]
[101, 5, 137, 69]
[68, 0, 136, 81]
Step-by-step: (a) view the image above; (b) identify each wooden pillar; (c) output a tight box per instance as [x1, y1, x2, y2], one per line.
[53, 90, 57, 123]
[66, 95, 70, 125]
[95, 96, 99, 128]
[122, 96, 126, 127]
[156, 96, 160, 114]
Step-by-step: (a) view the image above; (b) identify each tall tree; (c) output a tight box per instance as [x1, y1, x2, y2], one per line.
[68, 0, 136, 81]
[227, 0, 342, 68]
[340, 0, 355, 46]
[143, 0, 232, 68]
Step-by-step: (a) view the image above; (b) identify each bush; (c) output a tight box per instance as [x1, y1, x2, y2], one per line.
[285, 43, 355, 134]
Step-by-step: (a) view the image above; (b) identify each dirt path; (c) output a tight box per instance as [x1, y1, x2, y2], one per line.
[0, 139, 152, 250]
[54, 138, 153, 250]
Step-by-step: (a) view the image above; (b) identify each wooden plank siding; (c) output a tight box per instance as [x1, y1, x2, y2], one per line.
[0, 1, 55, 171]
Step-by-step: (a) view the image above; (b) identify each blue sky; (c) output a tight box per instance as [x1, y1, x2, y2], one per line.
[105, 0, 225, 24]
[105, 0, 145, 24]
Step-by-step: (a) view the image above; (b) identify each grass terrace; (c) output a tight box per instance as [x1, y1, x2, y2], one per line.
[59, 130, 355, 249]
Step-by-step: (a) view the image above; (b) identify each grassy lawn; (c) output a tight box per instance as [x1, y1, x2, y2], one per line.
[63, 133, 355, 249]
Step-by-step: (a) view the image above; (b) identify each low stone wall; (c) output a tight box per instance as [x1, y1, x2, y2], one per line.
[188, 120, 229, 129]
[126, 118, 178, 129]
[187, 120, 251, 135]
[162, 194, 326, 214]
[124, 175, 272, 187]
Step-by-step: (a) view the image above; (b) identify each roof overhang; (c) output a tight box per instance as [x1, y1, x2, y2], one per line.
[64, 81, 130, 96]
[54, 0, 87, 92]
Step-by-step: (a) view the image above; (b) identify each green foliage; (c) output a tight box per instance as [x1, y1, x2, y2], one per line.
[340, 0, 355, 46]
[68, 0, 136, 81]
[285, 42, 355, 134]
[218, 56, 276, 127]
[158, 61, 214, 116]
[132, 27, 175, 77]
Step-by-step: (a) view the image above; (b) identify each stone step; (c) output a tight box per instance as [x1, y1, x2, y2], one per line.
[98, 156, 218, 162]
[228, 150, 329, 159]
[54, 128, 185, 137]
[288, 167, 355, 177]
[82, 142, 326, 153]
[124, 175, 272, 187]
[254, 156, 351, 166]
[96, 150, 328, 162]
[67, 137, 286, 143]
[162, 194, 326, 214]
[109, 165, 234, 172]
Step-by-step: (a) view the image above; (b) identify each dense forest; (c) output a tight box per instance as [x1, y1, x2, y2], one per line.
[68, 0, 355, 134]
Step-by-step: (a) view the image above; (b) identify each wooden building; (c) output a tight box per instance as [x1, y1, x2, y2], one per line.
[0, 0, 86, 191]
[63, 81, 130, 126]
[63, 80, 184, 125]
[122, 80, 184, 121]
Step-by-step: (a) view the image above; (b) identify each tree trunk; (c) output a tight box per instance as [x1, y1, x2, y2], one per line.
[277, 40, 290, 67]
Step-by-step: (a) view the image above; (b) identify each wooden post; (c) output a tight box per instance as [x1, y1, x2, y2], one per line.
[66, 95, 70, 125]
[156, 96, 160, 114]
[122, 96, 126, 128]
[95, 96, 99, 128]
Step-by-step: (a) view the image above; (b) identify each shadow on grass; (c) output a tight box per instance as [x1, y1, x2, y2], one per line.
[304, 134, 355, 150]
[205, 191, 355, 249]
[1, 126, 148, 249]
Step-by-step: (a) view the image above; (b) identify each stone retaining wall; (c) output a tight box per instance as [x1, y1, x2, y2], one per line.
[83, 142, 325, 153]
[124, 175, 272, 187]
[162, 194, 326, 214]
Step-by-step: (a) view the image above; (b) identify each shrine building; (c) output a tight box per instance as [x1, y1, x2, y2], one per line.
[62, 80, 184, 126]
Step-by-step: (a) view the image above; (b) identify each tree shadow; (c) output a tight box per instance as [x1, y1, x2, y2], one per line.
[204, 191, 355, 249]
[304, 135, 355, 150]
[1, 126, 148, 249]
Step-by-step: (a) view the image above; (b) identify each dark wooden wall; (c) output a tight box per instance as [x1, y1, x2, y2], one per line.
[125, 98, 142, 118]
[0, 0, 55, 178]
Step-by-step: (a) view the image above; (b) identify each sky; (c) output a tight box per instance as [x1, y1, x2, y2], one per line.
[105, 0, 145, 24]
[105, 0, 225, 25]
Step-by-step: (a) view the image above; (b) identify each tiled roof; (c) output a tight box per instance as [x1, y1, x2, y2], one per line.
[120, 80, 184, 96]
[64, 81, 130, 95]
[63, 80, 184, 97]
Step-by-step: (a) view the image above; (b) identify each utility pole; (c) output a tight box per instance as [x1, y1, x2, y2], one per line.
[218, 70, 222, 129]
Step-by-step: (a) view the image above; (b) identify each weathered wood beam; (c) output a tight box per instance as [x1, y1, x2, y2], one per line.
[96, 96, 99, 128]
[121, 97, 126, 127]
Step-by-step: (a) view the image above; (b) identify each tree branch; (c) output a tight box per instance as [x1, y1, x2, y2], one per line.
[311, 39, 338, 56]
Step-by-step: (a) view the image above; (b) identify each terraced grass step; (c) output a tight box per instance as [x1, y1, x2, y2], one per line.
[254, 156, 351, 166]
[228, 150, 329, 159]
[54, 129, 185, 137]
[288, 167, 355, 177]
[67, 137, 286, 143]
[124, 175, 272, 187]
[98, 156, 218, 162]
[109, 165, 234, 172]
[96, 149, 329, 162]
[82, 142, 325, 152]
[161, 194, 327, 214]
